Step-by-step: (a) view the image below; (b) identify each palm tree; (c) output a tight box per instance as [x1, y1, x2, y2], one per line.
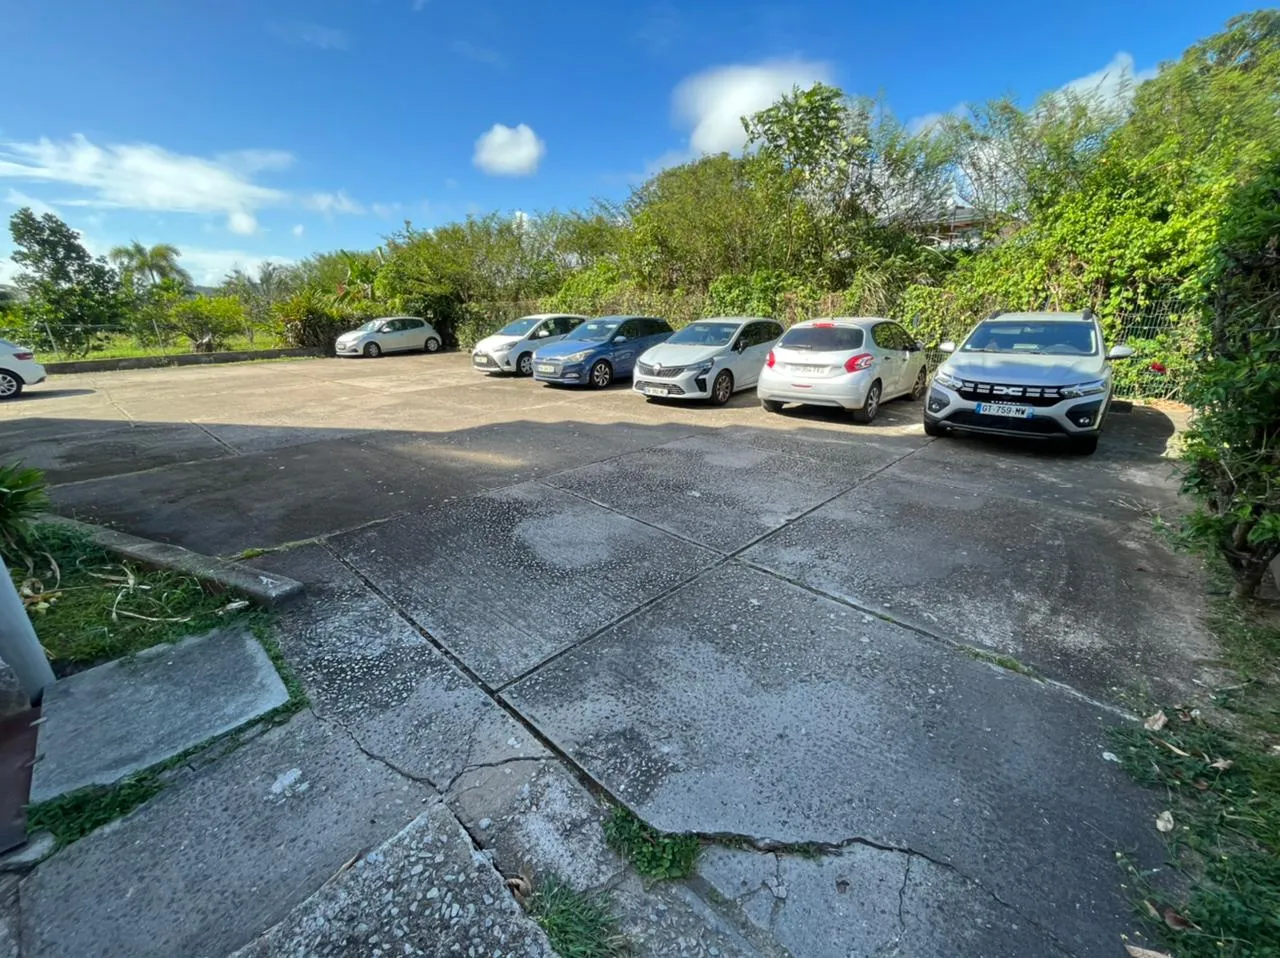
[109, 241, 193, 288]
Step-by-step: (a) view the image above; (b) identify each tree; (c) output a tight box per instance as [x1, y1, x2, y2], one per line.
[8, 208, 125, 357]
[166, 295, 247, 352]
[108, 241, 192, 289]
[220, 261, 298, 343]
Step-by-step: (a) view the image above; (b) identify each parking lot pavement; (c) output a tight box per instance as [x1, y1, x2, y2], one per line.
[0, 355, 1208, 954]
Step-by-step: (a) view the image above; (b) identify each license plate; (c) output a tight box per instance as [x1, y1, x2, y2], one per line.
[536, 364, 556, 374]
[788, 364, 827, 375]
[641, 385, 669, 396]
[976, 402, 1033, 418]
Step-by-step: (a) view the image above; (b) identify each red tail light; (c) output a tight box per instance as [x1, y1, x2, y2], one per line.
[813, 321, 835, 327]
[1149, 361, 1167, 374]
[766, 350, 776, 368]
[13, 351, 33, 361]
[844, 353, 874, 373]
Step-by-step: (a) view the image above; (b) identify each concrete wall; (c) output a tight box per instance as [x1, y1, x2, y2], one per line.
[44, 347, 322, 375]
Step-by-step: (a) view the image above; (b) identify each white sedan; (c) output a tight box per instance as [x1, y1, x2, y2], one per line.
[335, 317, 442, 358]
[757, 317, 929, 423]
[0, 339, 46, 400]
[633, 317, 783, 405]
[472, 314, 587, 376]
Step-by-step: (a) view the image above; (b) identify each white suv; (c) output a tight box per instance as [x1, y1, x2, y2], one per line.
[924, 310, 1134, 454]
[0, 339, 46, 400]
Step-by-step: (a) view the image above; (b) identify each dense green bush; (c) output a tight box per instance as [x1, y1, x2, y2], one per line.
[166, 295, 246, 352]
[272, 290, 355, 354]
[0, 461, 49, 555]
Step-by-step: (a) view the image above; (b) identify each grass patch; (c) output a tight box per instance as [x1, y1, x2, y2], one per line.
[525, 875, 630, 957]
[48, 332, 289, 362]
[1109, 571, 1280, 957]
[963, 646, 1042, 679]
[11, 522, 250, 674]
[602, 806, 699, 880]
[26, 775, 165, 848]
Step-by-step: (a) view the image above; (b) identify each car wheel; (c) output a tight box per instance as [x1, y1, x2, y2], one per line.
[851, 380, 882, 424]
[761, 398, 784, 413]
[589, 360, 613, 388]
[0, 370, 23, 400]
[364, 342, 382, 358]
[710, 370, 734, 405]
[909, 366, 928, 401]
[517, 353, 533, 376]
[923, 417, 946, 437]
[424, 337, 441, 353]
[1069, 434, 1100, 455]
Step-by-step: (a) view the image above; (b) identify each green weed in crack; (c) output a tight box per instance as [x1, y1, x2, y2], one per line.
[525, 875, 631, 957]
[602, 806, 699, 880]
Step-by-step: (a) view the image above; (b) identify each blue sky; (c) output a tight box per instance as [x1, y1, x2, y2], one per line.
[0, 0, 1249, 285]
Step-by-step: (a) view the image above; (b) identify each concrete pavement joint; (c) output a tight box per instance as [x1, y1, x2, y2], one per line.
[189, 420, 241, 456]
[309, 706, 444, 792]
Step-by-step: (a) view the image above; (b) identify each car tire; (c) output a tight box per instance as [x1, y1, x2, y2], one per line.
[710, 370, 734, 405]
[517, 353, 533, 376]
[923, 417, 946, 437]
[851, 380, 882, 424]
[424, 337, 441, 353]
[0, 370, 23, 400]
[364, 342, 382, 358]
[909, 366, 928, 401]
[761, 398, 784, 413]
[1069, 434, 1100, 455]
[589, 360, 613, 388]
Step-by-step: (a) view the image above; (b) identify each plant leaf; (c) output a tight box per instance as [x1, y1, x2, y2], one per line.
[1144, 709, 1168, 731]
[1155, 810, 1175, 833]
[1163, 907, 1198, 931]
[1125, 946, 1173, 958]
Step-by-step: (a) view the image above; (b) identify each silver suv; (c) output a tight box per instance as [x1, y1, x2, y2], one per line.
[924, 310, 1134, 454]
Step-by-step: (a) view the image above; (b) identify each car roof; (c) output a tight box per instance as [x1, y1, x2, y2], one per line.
[984, 311, 1092, 323]
[595, 315, 663, 321]
[692, 316, 774, 324]
[792, 316, 891, 329]
[517, 313, 588, 320]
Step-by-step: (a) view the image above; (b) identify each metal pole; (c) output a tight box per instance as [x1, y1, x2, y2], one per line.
[0, 559, 55, 704]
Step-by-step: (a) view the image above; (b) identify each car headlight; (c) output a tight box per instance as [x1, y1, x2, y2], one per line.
[491, 343, 512, 355]
[562, 351, 590, 364]
[934, 369, 963, 390]
[690, 359, 715, 374]
[1060, 378, 1108, 398]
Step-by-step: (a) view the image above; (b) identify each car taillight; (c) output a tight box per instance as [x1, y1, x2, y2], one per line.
[766, 350, 776, 368]
[13, 351, 33, 361]
[844, 353, 874, 373]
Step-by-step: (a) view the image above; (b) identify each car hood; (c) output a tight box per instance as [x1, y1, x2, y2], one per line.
[475, 334, 522, 353]
[639, 343, 722, 367]
[535, 339, 605, 359]
[336, 329, 369, 342]
[939, 352, 1104, 385]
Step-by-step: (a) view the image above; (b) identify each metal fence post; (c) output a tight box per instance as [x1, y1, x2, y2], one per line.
[42, 322, 60, 361]
[0, 559, 55, 704]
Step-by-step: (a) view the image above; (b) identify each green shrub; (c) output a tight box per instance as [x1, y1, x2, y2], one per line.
[272, 289, 352, 354]
[0, 461, 49, 555]
[166, 294, 246, 352]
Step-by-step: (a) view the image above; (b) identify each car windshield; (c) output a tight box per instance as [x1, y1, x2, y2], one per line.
[497, 317, 540, 336]
[355, 319, 385, 332]
[566, 320, 621, 342]
[666, 322, 739, 347]
[961, 321, 1098, 356]
[779, 325, 864, 351]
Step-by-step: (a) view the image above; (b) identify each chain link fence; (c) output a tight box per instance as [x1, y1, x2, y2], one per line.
[1103, 299, 1197, 402]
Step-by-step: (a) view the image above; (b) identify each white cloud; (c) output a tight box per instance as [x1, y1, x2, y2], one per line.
[473, 123, 545, 177]
[226, 210, 258, 235]
[4, 188, 59, 218]
[305, 191, 364, 216]
[453, 40, 503, 66]
[270, 21, 348, 51]
[1060, 52, 1156, 110]
[371, 202, 403, 218]
[179, 249, 297, 286]
[292, 223, 305, 237]
[672, 59, 833, 156]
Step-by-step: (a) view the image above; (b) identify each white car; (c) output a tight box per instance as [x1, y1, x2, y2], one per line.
[757, 317, 929, 424]
[335, 317, 442, 358]
[0, 339, 46, 400]
[472, 314, 587, 376]
[633, 317, 783, 405]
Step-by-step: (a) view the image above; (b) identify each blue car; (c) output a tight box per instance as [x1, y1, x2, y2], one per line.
[532, 316, 673, 388]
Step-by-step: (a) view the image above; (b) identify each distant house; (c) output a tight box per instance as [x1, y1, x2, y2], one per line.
[920, 205, 990, 251]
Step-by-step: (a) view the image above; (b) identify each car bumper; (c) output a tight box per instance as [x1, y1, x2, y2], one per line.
[472, 351, 515, 372]
[924, 384, 1107, 438]
[756, 368, 874, 409]
[633, 368, 713, 399]
[532, 360, 587, 384]
[335, 341, 364, 356]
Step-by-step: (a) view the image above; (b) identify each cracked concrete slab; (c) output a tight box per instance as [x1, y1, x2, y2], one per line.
[741, 470, 1218, 704]
[543, 432, 915, 552]
[330, 481, 717, 686]
[253, 545, 547, 790]
[230, 801, 556, 958]
[506, 562, 1161, 957]
[20, 711, 433, 958]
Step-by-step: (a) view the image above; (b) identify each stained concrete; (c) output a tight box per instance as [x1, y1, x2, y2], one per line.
[506, 562, 1162, 957]
[20, 711, 433, 958]
[230, 801, 556, 958]
[330, 481, 718, 686]
[30, 628, 289, 802]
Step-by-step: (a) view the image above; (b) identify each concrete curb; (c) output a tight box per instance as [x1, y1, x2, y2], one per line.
[43, 347, 321, 375]
[42, 516, 304, 607]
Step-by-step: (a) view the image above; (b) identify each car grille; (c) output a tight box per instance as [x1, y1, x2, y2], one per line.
[954, 380, 1065, 407]
[946, 411, 1067, 435]
[636, 362, 683, 378]
[472, 353, 496, 367]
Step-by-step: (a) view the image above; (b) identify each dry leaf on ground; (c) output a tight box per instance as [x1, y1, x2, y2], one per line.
[1210, 758, 1234, 771]
[1163, 907, 1198, 930]
[1125, 946, 1173, 958]
[1156, 810, 1175, 833]
[1144, 710, 1168, 731]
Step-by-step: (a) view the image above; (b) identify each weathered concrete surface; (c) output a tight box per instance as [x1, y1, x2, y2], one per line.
[253, 544, 548, 789]
[742, 469, 1218, 705]
[507, 562, 1162, 957]
[30, 628, 289, 802]
[332, 481, 718, 686]
[230, 801, 556, 958]
[20, 711, 433, 958]
[0, 875, 17, 958]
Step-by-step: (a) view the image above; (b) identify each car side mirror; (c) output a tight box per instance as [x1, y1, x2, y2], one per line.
[378, 325, 391, 333]
[1107, 345, 1136, 360]
[615, 335, 627, 342]
[911, 341, 924, 352]
[939, 341, 956, 353]
[734, 340, 747, 353]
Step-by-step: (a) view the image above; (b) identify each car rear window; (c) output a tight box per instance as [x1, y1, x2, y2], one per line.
[779, 325, 864, 351]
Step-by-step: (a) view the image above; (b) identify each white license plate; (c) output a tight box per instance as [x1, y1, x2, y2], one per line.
[788, 364, 827, 375]
[641, 385, 669, 396]
[536, 364, 556, 374]
[975, 402, 1033, 418]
